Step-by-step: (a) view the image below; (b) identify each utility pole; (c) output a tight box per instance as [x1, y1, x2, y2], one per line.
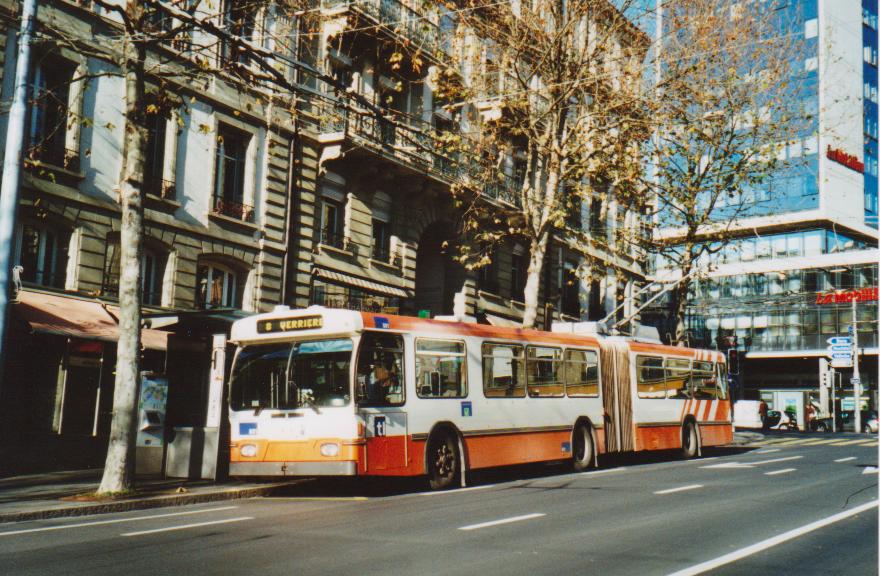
[0, 0, 38, 394]
[852, 296, 861, 434]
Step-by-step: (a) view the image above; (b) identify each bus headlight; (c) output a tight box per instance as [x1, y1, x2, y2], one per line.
[320, 443, 340, 457]
[240, 444, 258, 457]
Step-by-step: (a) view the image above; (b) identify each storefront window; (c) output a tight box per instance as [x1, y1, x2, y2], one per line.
[311, 279, 400, 314]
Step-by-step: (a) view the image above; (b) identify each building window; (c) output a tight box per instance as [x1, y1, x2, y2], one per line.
[26, 59, 77, 170]
[319, 182, 346, 249]
[196, 262, 242, 309]
[102, 240, 168, 306]
[511, 249, 526, 301]
[143, 109, 176, 200]
[478, 250, 499, 294]
[15, 222, 69, 288]
[371, 191, 392, 261]
[220, 0, 257, 67]
[213, 124, 253, 222]
[559, 260, 580, 317]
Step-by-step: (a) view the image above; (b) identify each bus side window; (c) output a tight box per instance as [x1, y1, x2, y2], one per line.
[665, 358, 691, 399]
[636, 356, 665, 399]
[692, 361, 716, 399]
[527, 346, 563, 397]
[416, 339, 467, 398]
[482, 343, 525, 398]
[565, 349, 599, 397]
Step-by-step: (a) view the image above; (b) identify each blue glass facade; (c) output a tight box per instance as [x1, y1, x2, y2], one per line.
[864, 0, 879, 227]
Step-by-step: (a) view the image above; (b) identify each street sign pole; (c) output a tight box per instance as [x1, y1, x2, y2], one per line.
[852, 298, 861, 434]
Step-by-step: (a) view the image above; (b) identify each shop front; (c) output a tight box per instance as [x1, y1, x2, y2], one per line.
[0, 289, 167, 476]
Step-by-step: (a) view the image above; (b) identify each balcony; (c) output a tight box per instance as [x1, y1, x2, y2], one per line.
[321, 0, 448, 60]
[212, 197, 255, 223]
[307, 94, 522, 209]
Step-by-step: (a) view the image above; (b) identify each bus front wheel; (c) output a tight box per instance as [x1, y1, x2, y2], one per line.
[572, 423, 594, 471]
[427, 433, 459, 490]
[681, 421, 699, 459]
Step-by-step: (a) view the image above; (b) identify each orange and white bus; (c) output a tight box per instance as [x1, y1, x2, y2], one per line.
[228, 306, 732, 489]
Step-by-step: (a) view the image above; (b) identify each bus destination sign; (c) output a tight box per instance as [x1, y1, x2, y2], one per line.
[257, 315, 323, 334]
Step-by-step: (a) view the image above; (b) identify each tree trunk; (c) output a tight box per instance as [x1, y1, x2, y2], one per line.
[98, 27, 145, 494]
[521, 233, 549, 328]
[672, 251, 694, 346]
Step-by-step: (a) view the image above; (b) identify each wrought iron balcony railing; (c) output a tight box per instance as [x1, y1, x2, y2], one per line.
[212, 197, 255, 223]
[321, 0, 447, 59]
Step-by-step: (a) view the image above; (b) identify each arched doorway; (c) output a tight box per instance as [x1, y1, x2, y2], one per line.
[414, 221, 466, 317]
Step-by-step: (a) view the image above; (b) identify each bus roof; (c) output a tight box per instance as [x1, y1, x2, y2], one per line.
[230, 306, 724, 362]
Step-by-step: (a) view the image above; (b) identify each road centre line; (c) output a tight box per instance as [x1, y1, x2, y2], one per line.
[754, 449, 780, 454]
[834, 456, 858, 462]
[654, 484, 703, 495]
[458, 513, 545, 531]
[666, 500, 878, 576]
[764, 468, 797, 476]
[121, 516, 253, 537]
[0, 506, 239, 537]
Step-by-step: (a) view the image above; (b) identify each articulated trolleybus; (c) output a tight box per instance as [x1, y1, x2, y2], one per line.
[228, 306, 732, 489]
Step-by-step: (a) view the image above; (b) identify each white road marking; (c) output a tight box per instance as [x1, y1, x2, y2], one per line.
[754, 449, 780, 454]
[0, 506, 239, 537]
[458, 513, 545, 531]
[764, 468, 797, 476]
[418, 485, 495, 496]
[654, 484, 703, 495]
[835, 457, 858, 462]
[751, 455, 803, 465]
[666, 500, 878, 576]
[863, 467, 878, 475]
[581, 467, 627, 476]
[121, 516, 252, 537]
[701, 455, 802, 470]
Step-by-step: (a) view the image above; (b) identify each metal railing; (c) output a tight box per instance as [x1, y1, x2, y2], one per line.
[321, 0, 447, 59]
[212, 197, 255, 223]
[307, 93, 522, 208]
[320, 228, 348, 250]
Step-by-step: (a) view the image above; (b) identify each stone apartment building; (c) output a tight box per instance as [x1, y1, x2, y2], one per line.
[0, 0, 647, 474]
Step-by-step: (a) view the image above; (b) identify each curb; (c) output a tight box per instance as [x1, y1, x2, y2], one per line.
[0, 481, 298, 524]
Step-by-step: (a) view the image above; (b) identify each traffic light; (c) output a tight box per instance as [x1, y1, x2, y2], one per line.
[727, 348, 740, 375]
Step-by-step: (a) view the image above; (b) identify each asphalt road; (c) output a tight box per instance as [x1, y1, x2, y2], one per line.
[1, 434, 876, 576]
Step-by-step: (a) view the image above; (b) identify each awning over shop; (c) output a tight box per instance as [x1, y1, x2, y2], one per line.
[484, 313, 522, 328]
[313, 268, 411, 299]
[13, 290, 168, 351]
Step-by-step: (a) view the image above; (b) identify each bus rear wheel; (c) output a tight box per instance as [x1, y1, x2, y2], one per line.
[427, 433, 459, 490]
[572, 423, 594, 471]
[681, 421, 699, 459]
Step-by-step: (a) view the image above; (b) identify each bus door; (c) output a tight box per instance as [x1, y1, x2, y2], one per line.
[356, 331, 409, 471]
[599, 341, 635, 453]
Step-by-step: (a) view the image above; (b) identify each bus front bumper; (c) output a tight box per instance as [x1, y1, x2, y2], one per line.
[230, 461, 358, 477]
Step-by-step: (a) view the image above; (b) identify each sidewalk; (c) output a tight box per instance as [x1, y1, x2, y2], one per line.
[0, 469, 297, 524]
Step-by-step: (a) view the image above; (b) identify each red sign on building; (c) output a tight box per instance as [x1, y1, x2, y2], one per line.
[815, 287, 878, 305]
[826, 146, 865, 174]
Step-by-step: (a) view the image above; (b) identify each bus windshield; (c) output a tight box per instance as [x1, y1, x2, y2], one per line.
[230, 339, 353, 411]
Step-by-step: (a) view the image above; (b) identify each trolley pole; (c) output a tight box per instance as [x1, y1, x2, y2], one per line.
[0, 0, 38, 395]
[852, 297, 861, 434]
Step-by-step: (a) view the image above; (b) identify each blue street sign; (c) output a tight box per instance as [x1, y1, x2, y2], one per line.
[829, 345, 853, 352]
[827, 336, 852, 346]
[831, 352, 853, 360]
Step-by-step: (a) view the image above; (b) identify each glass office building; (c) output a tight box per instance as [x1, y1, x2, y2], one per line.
[654, 0, 879, 415]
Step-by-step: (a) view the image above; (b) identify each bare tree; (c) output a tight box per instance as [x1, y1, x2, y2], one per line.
[640, 0, 810, 344]
[429, 0, 650, 327]
[28, 0, 312, 494]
